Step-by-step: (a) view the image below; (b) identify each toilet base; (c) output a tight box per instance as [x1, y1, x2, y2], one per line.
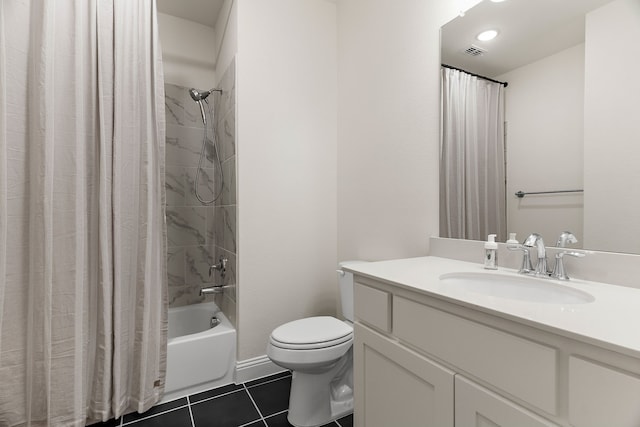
[287, 349, 353, 427]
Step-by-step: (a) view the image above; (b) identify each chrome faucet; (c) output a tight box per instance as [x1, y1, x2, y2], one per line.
[551, 231, 585, 280]
[556, 231, 578, 248]
[523, 233, 550, 276]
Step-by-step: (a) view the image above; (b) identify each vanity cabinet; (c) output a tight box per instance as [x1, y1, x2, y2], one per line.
[352, 275, 640, 427]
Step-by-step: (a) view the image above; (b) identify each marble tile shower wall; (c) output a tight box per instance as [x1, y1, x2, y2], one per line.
[212, 60, 237, 327]
[164, 59, 236, 324]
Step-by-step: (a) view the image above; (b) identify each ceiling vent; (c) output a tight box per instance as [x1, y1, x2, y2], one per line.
[464, 45, 487, 56]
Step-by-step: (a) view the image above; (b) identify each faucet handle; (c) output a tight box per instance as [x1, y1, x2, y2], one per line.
[209, 256, 228, 278]
[551, 250, 586, 280]
[558, 250, 586, 258]
[507, 243, 534, 274]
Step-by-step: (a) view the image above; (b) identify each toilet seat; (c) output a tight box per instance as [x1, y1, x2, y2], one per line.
[267, 335, 353, 369]
[270, 316, 353, 350]
[270, 332, 352, 350]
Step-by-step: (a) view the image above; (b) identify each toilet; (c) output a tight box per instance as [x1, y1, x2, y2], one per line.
[266, 261, 364, 427]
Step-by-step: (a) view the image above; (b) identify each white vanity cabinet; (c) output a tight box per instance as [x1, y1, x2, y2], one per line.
[351, 273, 640, 427]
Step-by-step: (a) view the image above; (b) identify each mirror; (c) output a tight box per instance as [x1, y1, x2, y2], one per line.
[440, 0, 640, 254]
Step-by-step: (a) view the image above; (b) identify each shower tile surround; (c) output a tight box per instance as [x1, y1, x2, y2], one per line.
[164, 59, 237, 326]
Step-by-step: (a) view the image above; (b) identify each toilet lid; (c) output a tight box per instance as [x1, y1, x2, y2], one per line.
[270, 316, 353, 348]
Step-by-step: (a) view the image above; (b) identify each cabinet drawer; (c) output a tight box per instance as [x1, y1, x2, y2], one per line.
[456, 376, 558, 427]
[354, 282, 391, 333]
[569, 357, 640, 427]
[394, 296, 558, 415]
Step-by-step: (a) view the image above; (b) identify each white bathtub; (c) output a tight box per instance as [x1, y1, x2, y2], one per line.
[161, 302, 236, 403]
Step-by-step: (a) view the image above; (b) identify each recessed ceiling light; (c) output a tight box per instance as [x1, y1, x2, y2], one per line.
[490, 0, 507, 3]
[477, 30, 498, 41]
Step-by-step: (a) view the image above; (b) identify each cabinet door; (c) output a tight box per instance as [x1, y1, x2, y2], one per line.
[455, 376, 558, 427]
[353, 323, 455, 427]
[569, 357, 640, 427]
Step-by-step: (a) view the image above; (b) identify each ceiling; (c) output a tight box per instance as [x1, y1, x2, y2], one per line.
[156, 0, 225, 28]
[441, 0, 616, 78]
[157, 0, 616, 76]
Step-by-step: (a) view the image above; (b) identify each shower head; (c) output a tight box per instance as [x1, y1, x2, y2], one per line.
[189, 88, 221, 102]
[188, 88, 222, 125]
[189, 88, 210, 101]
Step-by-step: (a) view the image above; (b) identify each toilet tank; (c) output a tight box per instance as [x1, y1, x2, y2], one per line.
[337, 261, 368, 322]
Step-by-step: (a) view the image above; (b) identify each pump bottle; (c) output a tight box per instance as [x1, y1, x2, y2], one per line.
[484, 234, 498, 270]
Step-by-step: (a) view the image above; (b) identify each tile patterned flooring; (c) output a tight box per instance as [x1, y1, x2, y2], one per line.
[93, 372, 353, 427]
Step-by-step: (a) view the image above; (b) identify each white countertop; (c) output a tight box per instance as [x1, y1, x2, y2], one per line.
[344, 256, 640, 358]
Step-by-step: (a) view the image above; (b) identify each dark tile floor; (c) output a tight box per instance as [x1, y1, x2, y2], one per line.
[93, 371, 353, 427]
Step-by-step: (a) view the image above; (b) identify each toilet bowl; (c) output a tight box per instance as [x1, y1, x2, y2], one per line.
[266, 261, 365, 427]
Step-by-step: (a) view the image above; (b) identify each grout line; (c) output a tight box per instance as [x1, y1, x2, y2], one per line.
[237, 419, 267, 427]
[186, 396, 196, 427]
[245, 374, 291, 390]
[259, 409, 288, 426]
[121, 403, 189, 426]
[243, 383, 267, 424]
[265, 409, 287, 419]
[189, 387, 244, 406]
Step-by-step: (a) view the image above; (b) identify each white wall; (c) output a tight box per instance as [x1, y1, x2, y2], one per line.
[158, 0, 640, 366]
[497, 44, 585, 246]
[336, 0, 480, 262]
[236, 0, 338, 360]
[584, 0, 640, 253]
[214, 0, 237, 82]
[157, 13, 216, 89]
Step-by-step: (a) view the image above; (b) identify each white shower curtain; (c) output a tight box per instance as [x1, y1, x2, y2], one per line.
[0, 1, 168, 426]
[440, 67, 506, 242]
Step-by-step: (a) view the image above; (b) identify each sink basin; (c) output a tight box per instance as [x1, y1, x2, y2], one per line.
[439, 272, 595, 304]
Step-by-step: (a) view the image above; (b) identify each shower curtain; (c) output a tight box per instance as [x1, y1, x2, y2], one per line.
[440, 67, 506, 241]
[0, 1, 168, 425]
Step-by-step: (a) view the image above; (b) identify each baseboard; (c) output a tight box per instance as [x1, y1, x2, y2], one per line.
[235, 355, 286, 384]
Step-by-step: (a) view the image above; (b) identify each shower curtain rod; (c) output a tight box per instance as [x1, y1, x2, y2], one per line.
[441, 64, 508, 87]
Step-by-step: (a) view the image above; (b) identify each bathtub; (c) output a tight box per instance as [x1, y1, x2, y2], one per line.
[161, 302, 236, 403]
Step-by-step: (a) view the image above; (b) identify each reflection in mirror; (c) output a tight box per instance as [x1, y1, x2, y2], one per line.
[440, 66, 507, 242]
[439, 0, 640, 254]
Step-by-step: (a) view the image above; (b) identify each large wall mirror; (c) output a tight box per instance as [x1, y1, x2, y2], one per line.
[440, 0, 640, 254]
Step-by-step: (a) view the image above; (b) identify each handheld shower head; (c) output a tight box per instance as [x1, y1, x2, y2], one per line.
[190, 89, 210, 125]
[189, 88, 211, 101]
[188, 88, 222, 125]
[189, 88, 221, 102]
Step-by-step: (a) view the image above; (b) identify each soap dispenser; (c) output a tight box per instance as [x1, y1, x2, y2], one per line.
[484, 234, 498, 270]
[506, 233, 519, 246]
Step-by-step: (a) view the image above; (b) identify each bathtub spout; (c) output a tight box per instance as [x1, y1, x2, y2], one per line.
[199, 285, 233, 296]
